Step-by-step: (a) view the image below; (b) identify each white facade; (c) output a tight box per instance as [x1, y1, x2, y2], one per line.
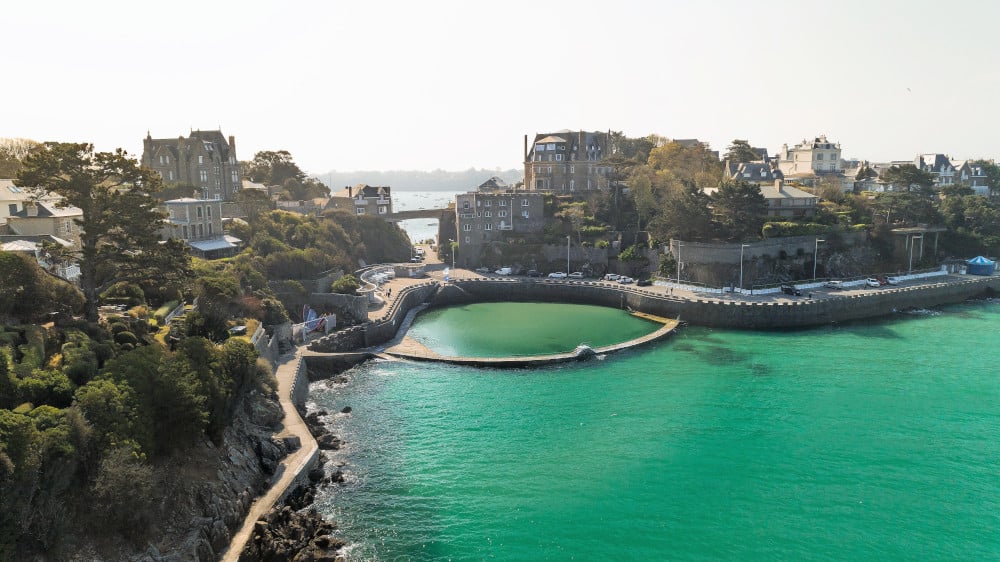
[777, 135, 842, 177]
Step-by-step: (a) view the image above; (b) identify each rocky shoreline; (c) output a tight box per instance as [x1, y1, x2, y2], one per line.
[236, 402, 352, 562]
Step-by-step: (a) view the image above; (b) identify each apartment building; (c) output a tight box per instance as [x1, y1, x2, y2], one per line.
[777, 135, 843, 177]
[524, 130, 612, 192]
[142, 130, 243, 201]
[454, 190, 545, 267]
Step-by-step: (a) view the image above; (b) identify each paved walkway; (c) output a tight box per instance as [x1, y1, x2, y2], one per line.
[221, 346, 318, 562]
[384, 318, 679, 368]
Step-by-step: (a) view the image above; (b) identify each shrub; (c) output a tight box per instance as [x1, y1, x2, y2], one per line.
[100, 282, 146, 307]
[114, 331, 139, 347]
[330, 275, 361, 295]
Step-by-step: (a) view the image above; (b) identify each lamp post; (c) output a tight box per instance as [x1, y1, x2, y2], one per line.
[813, 238, 825, 280]
[739, 243, 750, 292]
[566, 235, 571, 273]
[908, 234, 923, 274]
[676, 241, 683, 284]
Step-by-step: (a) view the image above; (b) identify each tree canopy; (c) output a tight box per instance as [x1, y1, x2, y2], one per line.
[16, 143, 171, 322]
[724, 139, 760, 163]
[243, 150, 329, 200]
[711, 178, 768, 241]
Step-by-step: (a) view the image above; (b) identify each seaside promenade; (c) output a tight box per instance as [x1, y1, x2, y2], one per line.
[221, 347, 317, 562]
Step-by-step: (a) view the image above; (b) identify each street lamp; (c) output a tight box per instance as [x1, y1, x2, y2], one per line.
[813, 238, 826, 280]
[739, 243, 750, 292]
[676, 241, 683, 284]
[566, 236, 571, 273]
[908, 234, 924, 274]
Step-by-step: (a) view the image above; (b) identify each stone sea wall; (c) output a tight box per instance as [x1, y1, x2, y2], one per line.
[435, 276, 1000, 329]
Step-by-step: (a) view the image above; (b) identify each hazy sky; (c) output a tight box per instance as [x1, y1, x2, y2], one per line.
[5, 0, 999, 175]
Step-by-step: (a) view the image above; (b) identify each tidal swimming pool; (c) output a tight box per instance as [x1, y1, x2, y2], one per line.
[405, 301, 661, 357]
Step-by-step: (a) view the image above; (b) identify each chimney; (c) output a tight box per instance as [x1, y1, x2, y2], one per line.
[775, 179, 784, 193]
[524, 135, 528, 161]
[229, 135, 236, 153]
[348, 185, 352, 198]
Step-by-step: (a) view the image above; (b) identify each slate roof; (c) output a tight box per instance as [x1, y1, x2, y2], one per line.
[11, 201, 82, 218]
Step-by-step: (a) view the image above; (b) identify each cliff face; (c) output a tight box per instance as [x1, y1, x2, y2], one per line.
[64, 390, 289, 562]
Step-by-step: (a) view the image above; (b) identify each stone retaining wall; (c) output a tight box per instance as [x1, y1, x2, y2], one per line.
[438, 276, 1000, 329]
[362, 282, 439, 346]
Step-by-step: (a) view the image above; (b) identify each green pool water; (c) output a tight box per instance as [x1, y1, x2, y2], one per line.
[405, 301, 660, 357]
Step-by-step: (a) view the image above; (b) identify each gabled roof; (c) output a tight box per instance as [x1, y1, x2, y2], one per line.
[11, 201, 82, 218]
[536, 135, 568, 144]
[0, 234, 74, 253]
[0, 180, 60, 203]
[478, 176, 508, 191]
[759, 182, 817, 200]
[917, 154, 953, 172]
[725, 161, 782, 182]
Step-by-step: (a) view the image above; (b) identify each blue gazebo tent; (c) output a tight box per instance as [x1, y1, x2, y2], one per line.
[966, 256, 996, 276]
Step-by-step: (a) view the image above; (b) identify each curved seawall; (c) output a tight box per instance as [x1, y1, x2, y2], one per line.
[432, 276, 1000, 330]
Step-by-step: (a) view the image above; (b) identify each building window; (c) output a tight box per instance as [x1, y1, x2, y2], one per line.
[521, 199, 529, 206]
[463, 201, 470, 209]
[816, 153, 824, 160]
[536, 144, 545, 152]
[464, 236, 470, 243]
[206, 206, 212, 217]
[183, 225, 188, 238]
[485, 223, 492, 230]
[484, 211, 492, 218]
[499, 200, 507, 206]
[199, 155, 204, 164]
[499, 210, 507, 217]
[556, 154, 562, 161]
[570, 165, 574, 173]
[168, 170, 175, 180]
[197, 207, 202, 218]
[200, 170, 208, 182]
[198, 224, 203, 237]
[546, 143, 555, 150]
[356, 207, 365, 215]
[208, 223, 213, 235]
[485, 200, 491, 207]
[522, 210, 530, 218]
[463, 224, 471, 231]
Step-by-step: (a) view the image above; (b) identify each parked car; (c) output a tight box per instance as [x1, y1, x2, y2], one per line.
[886, 276, 900, 285]
[548, 271, 568, 279]
[824, 280, 845, 290]
[780, 284, 802, 296]
[603, 274, 620, 281]
[618, 276, 635, 284]
[865, 277, 882, 288]
[568, 271, 584, 279]
[636, 278, 652, 287]
[495, 267, 512, 275]
[527, 269, 541, 277]
[475, 267, 490, 274]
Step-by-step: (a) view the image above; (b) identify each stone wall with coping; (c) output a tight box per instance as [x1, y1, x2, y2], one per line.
[435, 276, 999, 330]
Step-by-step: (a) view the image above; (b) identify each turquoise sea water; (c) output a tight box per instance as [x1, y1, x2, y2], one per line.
[311, 300, 1000, 561]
